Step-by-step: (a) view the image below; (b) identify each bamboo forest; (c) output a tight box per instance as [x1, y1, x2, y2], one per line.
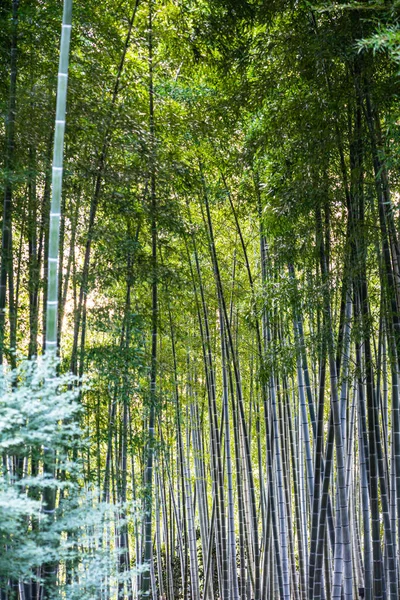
[4, 0, 400, 599]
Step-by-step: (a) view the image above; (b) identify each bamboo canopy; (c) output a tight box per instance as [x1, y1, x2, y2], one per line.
[0, 2, 400, 600]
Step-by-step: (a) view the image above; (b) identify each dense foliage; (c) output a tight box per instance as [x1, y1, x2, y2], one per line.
[2, 0, 400, 599]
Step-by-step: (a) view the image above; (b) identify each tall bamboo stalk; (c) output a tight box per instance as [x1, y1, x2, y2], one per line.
[41, 2, 72, 598]
[0, 0, 18, 366]
[141, 1, 157, 596]
[45, 0, 72, 354]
